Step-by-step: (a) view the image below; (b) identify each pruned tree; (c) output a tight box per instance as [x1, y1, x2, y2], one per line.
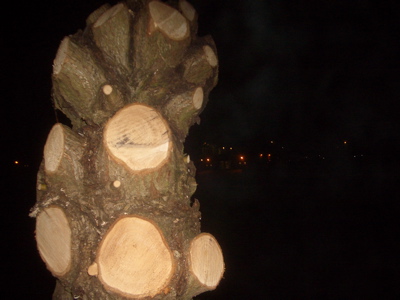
[30, 1, 224, 299]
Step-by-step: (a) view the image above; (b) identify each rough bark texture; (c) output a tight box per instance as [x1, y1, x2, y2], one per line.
[30, 1, 223, 299]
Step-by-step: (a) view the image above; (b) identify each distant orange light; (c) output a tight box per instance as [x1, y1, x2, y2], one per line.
[206, 158, 210, 162]
[240, 156, 244, 160]
[14, 161, 19, 165]
[344, 140, 347, 145]
[260, 154, 263, 157]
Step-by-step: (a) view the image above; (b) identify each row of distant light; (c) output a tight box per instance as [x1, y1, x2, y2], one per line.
[200, 155, 246, 162]
[201, 155, 272, 162]
[14, 141, 349, 167]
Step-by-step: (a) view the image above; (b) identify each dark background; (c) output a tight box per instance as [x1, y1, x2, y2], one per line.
[2, 0, 399, 298]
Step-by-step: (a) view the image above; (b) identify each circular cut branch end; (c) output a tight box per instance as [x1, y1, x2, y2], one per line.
[44, 124, 65, 173]
[96, 216, 175, 298]
[193, 87, 204, 110]
[203, 45, 218, 67]
[94, 3, 125, 28]
[36, 206, 72, 277]
[103, 84, 113, 95]
[179, 0, 196, 22]
[190, 233, 224, 289]
[104, 104, 171, 173]
[88, 262, 99, 276]
[113, 180, 121, 188]
[149, 1, 189, 41]
[53, 37, 70, 75]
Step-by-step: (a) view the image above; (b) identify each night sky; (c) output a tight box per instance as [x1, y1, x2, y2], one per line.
[3, 0, 400, 298]
[188, 0, 400, 155]
[4, 0, 400, 165]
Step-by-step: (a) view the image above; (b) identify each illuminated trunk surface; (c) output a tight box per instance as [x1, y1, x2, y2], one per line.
[30, 1, 224, 299]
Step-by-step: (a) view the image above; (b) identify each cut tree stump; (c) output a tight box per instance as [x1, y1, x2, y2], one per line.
[31, 0, 223, 299]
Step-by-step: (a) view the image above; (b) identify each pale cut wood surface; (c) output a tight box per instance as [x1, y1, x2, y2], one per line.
[96, 216, 174, 298]
[192, 87, 203, 109]
[190, 233, 224, 288]
[36, 206, 72, 276]
[149, 1, 189, 41]
[179, 0, 196, 22]
[44, 123, 84, 177]
[44, 124, 64, 173]
[104, 104, 171, 172]
[203, 45, 218, 67]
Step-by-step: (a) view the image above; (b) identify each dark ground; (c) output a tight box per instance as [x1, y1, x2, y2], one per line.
[3, 156, 399, 299]
[194, 158, 399, 299]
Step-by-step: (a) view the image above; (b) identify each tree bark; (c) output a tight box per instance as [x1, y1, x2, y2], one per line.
[30, 1, 223, 299]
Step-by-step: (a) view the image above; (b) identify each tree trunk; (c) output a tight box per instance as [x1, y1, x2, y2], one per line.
[30, 1, 224, 299]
